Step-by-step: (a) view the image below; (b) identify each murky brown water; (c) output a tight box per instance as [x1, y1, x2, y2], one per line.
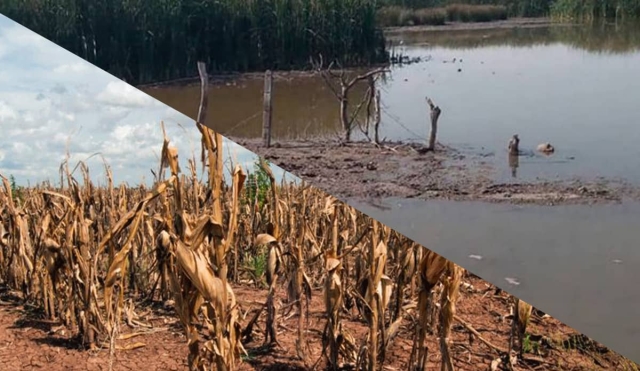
[144, 22, 640, 185]
[144, 73, 368, 139]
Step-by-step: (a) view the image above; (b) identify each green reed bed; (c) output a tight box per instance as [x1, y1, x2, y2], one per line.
[550, 0, 640, 21]
[0, 0, 387, 85]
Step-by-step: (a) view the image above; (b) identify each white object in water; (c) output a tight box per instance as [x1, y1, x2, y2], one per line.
[505, 277, 520, 286]
[537, 142, 555, 154]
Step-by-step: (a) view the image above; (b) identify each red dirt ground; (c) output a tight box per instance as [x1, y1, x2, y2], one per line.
[1, 276, 636, 371]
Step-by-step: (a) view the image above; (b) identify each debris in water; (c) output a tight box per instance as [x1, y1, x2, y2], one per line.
[469, 254, 483, 260]
[612, 259, 623, 264]
[505, 277, 520, 286]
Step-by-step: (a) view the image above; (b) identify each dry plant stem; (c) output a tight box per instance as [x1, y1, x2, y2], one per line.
[393, 242, 415, 322]
[368, 220, 380, 371]
[161, 62, 243, 371]
[439, 264, 463, 371]
[260, 161, 281, 347]
[412, 248, 448, 371]
[518, 300, 533, 355]
[426, 97, 441, 151]
[323, 199, 343, 370]
[509, 297, 519, 359]
[509, 297, 533, 358]
[294, 190, 310, 360]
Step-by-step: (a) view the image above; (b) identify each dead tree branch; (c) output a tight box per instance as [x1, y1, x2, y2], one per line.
[311, 55, 389, 143]
[425, 97, 441, 151]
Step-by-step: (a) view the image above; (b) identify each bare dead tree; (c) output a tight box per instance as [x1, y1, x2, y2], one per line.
[311, 55, 388, 143]
[426, 97, 441, 151]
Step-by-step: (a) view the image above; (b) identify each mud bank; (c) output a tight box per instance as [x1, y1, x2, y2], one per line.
[232, 138, 640, 206]
[384, 17, 571, 35]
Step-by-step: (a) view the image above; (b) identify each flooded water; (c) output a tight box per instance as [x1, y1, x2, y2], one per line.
[348, 197, 640, 362]
[144, 23, 640, 185]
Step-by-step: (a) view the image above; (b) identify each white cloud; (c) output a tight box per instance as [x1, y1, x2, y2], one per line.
[0, 101, 17, 120]
[53, 62, 90, 74]
[0, 15, 284, 187]
[96, 81, 157, 108]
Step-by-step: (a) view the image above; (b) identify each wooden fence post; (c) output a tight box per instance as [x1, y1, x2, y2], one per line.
[196, 61, 209, 125]
[262, 70, 273, 148]
[426, 97, 441, 151]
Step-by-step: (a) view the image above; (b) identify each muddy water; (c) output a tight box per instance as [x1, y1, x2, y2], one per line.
[144, 23, 640, 185]
[348, 197, 640, 362]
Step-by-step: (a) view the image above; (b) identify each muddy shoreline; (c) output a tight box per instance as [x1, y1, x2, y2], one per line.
[232, 137, 640, 206]
[384, 17, 572, 35]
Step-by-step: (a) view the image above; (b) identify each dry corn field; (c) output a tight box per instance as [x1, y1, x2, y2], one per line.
[0, 123, 638, 371]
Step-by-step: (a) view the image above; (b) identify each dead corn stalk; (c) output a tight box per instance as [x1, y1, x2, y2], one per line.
[411, 247, 449, 371]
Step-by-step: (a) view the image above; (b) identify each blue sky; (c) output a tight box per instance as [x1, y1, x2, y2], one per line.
[0, 14, 292, 187]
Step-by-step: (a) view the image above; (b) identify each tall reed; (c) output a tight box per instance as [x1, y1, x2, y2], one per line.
[551, 0, 640, 21]
[0, 0, 387, 85]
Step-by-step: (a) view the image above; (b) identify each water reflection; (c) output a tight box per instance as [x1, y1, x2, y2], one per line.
[508, 154, 519, 178]
[142, 73, 370, 139]
[386, 22, 640, 55]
